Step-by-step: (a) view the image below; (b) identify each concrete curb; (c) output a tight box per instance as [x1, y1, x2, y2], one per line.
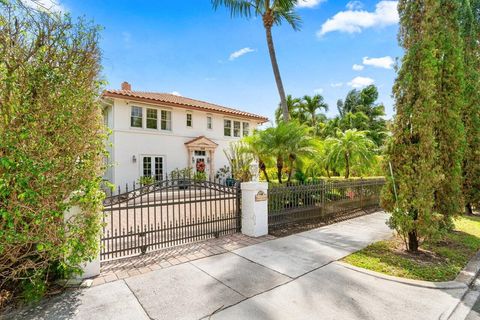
[455, 250, 480, 286]
[335, 261, 468, 290]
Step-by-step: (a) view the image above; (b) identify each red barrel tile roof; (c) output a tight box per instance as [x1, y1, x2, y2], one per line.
[103, 89, 269, 122]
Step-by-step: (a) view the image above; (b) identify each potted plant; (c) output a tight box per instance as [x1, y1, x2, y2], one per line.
[170, 167, 193, 189]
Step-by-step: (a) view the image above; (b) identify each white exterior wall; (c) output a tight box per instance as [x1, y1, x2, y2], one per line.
[106, 98, 262, 187]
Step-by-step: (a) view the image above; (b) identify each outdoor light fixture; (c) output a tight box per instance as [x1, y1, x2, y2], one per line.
[207, 157, 210, 163]
[192, 156, 195, 163]
[132, 155, 137, 163]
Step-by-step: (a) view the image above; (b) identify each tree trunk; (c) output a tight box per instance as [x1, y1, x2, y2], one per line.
[407, 231, 419, 252]
[277, 156, 283, 184]
[466, 202, 474, 215]
[265, 26, 289, 122]
[259, 159, 269, 182]
[344, 153, 350, 179]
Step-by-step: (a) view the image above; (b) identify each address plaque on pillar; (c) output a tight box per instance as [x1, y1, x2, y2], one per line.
[255, 190, 268, 202]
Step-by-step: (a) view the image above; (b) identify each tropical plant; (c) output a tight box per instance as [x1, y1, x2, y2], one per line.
[260, 121, 316, 183]
[212, 0, 301, 122]
[139, 176, 155, 186]
[0, 2, 105, 301]
[274, 94, 302, 124]
[324, 130, 376, 179]
[300, 94, 328, 131]
[333, 85, 388, 146]
[224, 141, 254, 182]
[243, 131, 274, 182]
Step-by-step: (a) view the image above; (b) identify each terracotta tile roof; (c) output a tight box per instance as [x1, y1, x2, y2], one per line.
[102, 89, 269, 122]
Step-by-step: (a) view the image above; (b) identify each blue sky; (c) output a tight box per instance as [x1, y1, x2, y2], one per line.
[48, 0, 402, 121]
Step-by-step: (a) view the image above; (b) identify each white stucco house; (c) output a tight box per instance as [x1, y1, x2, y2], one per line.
[101, 82, 268, 187]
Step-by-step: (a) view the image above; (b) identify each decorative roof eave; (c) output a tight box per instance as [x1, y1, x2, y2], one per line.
[184, 135, 218, 148]
[102, 91, 269, 123]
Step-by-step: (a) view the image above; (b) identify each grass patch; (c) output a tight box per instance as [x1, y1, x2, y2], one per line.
[343, 215, 480, 282]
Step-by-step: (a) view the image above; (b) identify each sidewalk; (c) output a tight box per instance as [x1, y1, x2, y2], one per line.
[6, 211, 469, 320]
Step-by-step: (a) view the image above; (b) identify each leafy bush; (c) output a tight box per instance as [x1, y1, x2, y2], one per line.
[138, 176, 155, 186]
[194, 171, 207, 182]
[0, 2, 106, 301]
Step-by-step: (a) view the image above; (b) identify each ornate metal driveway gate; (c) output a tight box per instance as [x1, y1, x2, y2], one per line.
[101, 179, 241, 261]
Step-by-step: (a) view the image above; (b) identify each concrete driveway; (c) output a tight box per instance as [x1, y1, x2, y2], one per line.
[5, 211, 472, 320]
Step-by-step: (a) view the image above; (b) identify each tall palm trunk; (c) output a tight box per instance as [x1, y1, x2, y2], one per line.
[276, 156, 284, 183]
[344, 153, 350, 179]
[265, 26, 289, 122]
[259, 159, 270, 183]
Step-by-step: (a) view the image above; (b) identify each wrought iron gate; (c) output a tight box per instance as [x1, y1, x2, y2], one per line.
[101, 179, 241, 261]
[268, 179, 385, 228]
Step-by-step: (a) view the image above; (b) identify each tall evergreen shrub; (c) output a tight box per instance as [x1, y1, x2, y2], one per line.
[0, 2, 106, 300]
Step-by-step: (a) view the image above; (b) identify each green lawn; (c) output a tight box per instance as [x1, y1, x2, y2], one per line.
[343, 215, 480, 282]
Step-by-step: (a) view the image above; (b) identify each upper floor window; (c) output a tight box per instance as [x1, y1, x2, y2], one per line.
[242, 122, 250, 136]
[146, 108, 158, 129]
[131, 106, 143, 128]
[207, 116, 212, 129]
[186, 113, 192, 127]
[161, 110, 172, 131]
[233, 121, 241, 137]
[224, 119, 232, 136]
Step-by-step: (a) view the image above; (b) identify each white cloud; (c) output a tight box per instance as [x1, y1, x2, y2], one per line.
[318, 1, 398, 36]
[229, 47, 256, 61]
[314, 88, 324, 94]
[363, 56, 394, 69]
[331, 82, 344, 88]
[348, 76, 374, 88]
[346, 1, 364, 10]
[297, 0, 326, 8]
[171, 91, 181, 96]
[352, 64, 365, 71]
[22, 0, 65, 12]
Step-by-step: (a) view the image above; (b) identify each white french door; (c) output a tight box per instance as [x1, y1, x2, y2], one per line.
[142, 155, 164, 181]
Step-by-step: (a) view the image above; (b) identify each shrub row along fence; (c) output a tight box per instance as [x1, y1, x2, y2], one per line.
[268, 179, 385, 228]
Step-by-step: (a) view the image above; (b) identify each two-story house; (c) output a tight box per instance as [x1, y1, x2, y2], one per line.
[101, 82, 268, 187]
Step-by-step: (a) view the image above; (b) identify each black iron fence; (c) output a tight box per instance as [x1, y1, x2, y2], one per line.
[268, 179, 385, 228]
[101, 178, 241, 261]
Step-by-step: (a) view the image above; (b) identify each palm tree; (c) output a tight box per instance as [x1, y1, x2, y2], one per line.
[212, 0, 301, 122]
[243, 131, 273, 182]
[274, 94, 302, 124]
[325, 130, 376, 179]
[261, 121, 315, 183]
[300, 94, 329, 129]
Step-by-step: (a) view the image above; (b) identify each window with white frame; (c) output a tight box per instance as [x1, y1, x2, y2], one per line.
[131, 106, 143, 128]
[142, 156, 164, 181]
[186, 113, 192, 127]
[207, 116, 212, 129]
[242, 122, 250, 136]
[224, 119, 232, 136]
[233, 121, 241, 137]
[146, 108, 158, 129]
[161, 110, 172, 131]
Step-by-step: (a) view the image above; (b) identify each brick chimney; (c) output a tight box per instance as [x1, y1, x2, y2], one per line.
[121, 81, 131, 91]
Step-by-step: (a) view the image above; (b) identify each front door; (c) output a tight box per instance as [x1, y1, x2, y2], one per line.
[194, 150, 209, 177]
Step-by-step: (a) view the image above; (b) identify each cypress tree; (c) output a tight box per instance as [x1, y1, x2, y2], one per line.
[382, 0, 442, 252]
[433, 0, 466, 226]
[460, 0, 480, 215]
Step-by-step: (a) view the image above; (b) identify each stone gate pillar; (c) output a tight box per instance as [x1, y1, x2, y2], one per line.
[240, 182, 269, 237]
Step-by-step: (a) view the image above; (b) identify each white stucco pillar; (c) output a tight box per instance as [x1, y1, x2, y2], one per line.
[241, 182, 269, 237]
[64, 205, 101, 279]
